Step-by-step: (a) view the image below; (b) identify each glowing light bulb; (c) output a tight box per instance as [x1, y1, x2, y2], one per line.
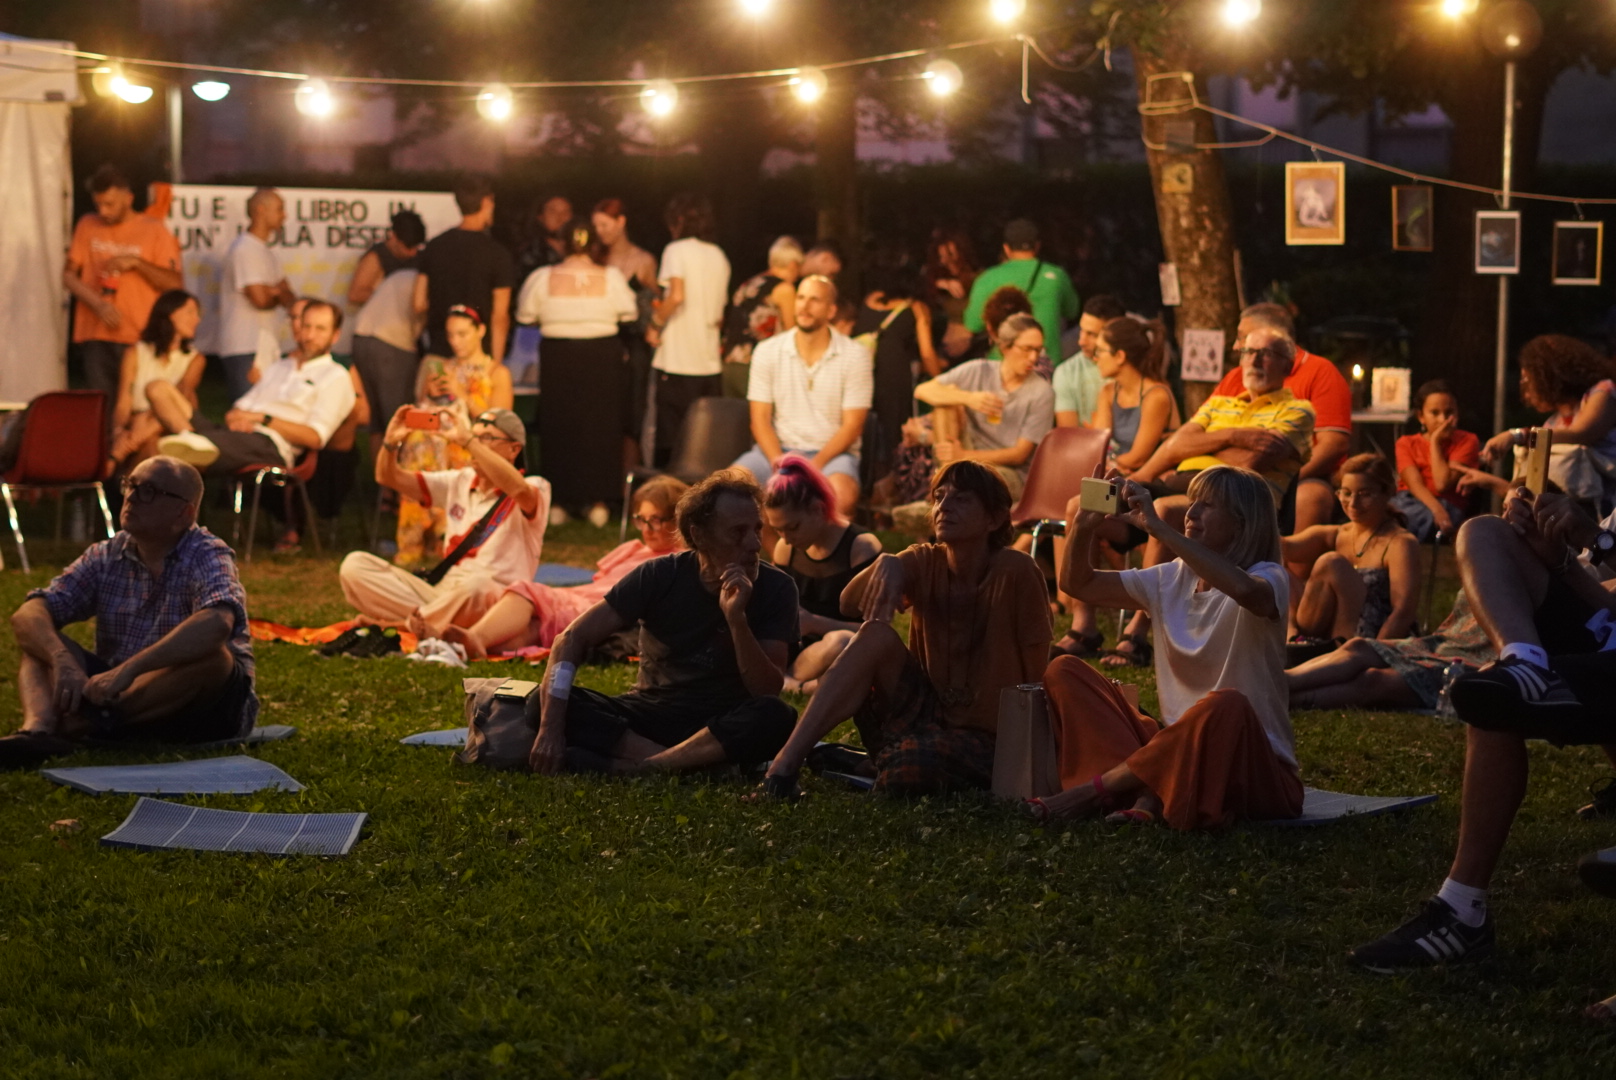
[294, 77, 334, 117]
[113, 76, 154, 104]
[1440, 0, 1478, 17]
[739, 0, 771, 16]
[990, 0, 1025, 24]
[790, 67, 827, 104]
[1352, 364, 1365, 381]
[476, 83, 513, 121]
[192, 81, 231, 102]
[642, 79, 678, 118]
[923, 59, 962, 97]
[1221, 0, 1262, 27]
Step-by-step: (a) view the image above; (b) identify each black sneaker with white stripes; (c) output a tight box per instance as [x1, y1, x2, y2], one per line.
[1349, 897, 1495, 973]
[1448, 656, 1579, 730]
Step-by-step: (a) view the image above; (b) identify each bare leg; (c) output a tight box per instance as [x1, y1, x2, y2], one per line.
[1287, 637, 1381, 691]
[1458, 514, 1549, 651]
[1041, 759, 1147, 820]
[635, 729, 727, 773]
[18, 653, 60, 734]
[766, 620, 910, 778]
[143, 381, 196, 435]
[443, 593, 538, 660]
[1448, 726, 1530, 889]
[110, 647, 234, 726]
[784, 629, 855, 694]
[1292, 477, 1335, 531]
[1292, 669, 1420, 710]
[1295, 551, 1364, 640]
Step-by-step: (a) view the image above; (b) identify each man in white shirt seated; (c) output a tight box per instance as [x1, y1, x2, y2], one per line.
[154, 300, 355, 477]
[732, 275, 872, 516]
[339, 407, 551, 639]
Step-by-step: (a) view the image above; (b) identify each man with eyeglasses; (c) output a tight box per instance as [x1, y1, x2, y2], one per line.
[339, 406, 550, 640]
[0, 457, 258, 768]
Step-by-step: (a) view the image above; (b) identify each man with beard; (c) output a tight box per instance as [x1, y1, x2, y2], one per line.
[527, 470, 799, 775]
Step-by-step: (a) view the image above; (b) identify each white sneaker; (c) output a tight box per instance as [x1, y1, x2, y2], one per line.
[586, 503, 610, 528]
[548, 506, 571, 527]
[158, 431, 220, 469]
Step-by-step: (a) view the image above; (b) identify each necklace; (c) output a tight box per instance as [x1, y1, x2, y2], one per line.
[1352, 520, 1389, 559]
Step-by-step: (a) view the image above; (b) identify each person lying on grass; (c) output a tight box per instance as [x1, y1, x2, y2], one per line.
[1028, 465, 1302, 829]
[0, 456, 258, 769]
[1351, 487, 1616, 972]
[527, 469, 798, 775]
[758, 459, 1051, 798]
[339, 405, 549, 640]
[443, 475, 688, 660]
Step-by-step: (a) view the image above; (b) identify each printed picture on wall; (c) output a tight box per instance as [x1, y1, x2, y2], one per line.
[1552, 221, 1604, 286]
[1285, 161, 1346, 245]
[1475, 211, 1521, 275]
[1392, 186, 1434, 252]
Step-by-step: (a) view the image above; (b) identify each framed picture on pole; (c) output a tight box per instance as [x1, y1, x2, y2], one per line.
[1392, 185, 1434, 251]
[1474, 210, 1521, 274]
[1552, 221, 1604, 286]
[1285, 161, 1346, 245]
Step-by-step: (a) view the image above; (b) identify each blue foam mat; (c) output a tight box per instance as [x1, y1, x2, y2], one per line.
[400, 727, 468, 747]
[100, 797, 365, 855]
[534, 563, 595, 588]
[1265, 787, 1438, 827]
[42, 755, 304, 796]
[196, 724, 297, 749]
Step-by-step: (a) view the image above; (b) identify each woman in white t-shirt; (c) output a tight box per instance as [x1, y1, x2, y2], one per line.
[111, 289, 207, 471]
[516, 218, 637, 525]
[1028, 465, 1303, 829]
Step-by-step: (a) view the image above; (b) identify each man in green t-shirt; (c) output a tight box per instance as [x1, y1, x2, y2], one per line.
[962, 219, 1080, 356]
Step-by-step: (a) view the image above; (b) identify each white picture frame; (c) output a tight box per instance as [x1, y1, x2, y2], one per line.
[1475, 210, 1521, 275]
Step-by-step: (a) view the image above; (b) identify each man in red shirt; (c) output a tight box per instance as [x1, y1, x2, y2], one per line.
[62, 165, 184, 405]
[1212, 303, 1351, 531]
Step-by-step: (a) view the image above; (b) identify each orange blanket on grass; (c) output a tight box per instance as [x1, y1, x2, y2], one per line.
[247, 619, 550, 663]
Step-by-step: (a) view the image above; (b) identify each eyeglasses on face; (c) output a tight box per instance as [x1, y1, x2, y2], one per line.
[633, 514, 674, 530]
[1335, 487, 1384, 502]
[120, 478, 189, 505]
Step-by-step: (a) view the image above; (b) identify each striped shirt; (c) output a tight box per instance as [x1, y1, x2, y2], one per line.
[747, 328, 874, 454]
[29, 526, 258, 730]
[1179, 387, 1315, 498]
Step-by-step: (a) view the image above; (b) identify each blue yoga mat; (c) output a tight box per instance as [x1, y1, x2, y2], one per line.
[400, 727, 468, 747]
[195, 725, 297, 749]
[41, 755, 304, 796]
[534, 563, 595, 588]
[1265, 787, 1438, 827]
[101, 797, 365, 855]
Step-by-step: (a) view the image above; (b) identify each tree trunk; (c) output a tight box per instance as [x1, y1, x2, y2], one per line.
[1132, 50, 1241, 414]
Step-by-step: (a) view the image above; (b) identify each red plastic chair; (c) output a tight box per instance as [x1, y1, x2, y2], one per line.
[230, 451, 322, 562]
[1008, 426, 1112, 565]
[0, 391, 116, 572]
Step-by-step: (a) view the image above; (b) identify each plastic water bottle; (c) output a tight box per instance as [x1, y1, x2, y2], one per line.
[1435, 660, 1466, 719]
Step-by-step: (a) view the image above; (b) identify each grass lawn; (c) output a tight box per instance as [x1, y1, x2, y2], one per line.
[1, 514, 1614, 1077]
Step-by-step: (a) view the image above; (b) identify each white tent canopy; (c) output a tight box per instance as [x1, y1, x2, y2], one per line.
[0, 34, 77, 404]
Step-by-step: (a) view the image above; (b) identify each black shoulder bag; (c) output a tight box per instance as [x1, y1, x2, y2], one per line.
[416, 493, 512, 586]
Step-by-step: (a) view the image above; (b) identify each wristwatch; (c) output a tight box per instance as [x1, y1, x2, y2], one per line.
[1590, 530, 1616, 566]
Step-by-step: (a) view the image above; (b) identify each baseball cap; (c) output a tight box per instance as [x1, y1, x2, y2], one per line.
[474, 408, 525, 443]
[1003, 218, 1040, 250]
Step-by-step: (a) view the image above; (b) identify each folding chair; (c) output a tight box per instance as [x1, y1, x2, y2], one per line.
[0, 391, 115, 572]
[1008, 426, 1112, 565]
[230, 452, 322, 562]
[619, 397, 753, 541]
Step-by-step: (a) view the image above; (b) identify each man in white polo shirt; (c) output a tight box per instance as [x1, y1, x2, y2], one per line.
[154, 300, 355, 477]
[733, 275, 872, 515]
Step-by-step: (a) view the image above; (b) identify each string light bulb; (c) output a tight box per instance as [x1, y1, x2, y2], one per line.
[92, 64, 154, 104]
[990, 0, 1026, 24]
[1221, 0, 1262, 27]
[476, 82, 514, 121]
[923, 59, 962, 97]
[642, 79, 679, 118]
[113, 75, 154, 104]
[192, 80, 231, 101]
[294, 77, 335, 117]
[790, 66, 827, 104]
[739, 0, 771, 16]
[1440, 0, 1479, 17]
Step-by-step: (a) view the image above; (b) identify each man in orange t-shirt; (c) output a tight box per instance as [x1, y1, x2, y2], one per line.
[1213, 303, 1352, 530]
[63, 165, 184, 403]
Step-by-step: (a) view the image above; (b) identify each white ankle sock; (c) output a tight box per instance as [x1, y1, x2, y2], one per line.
[1500, 643, 1550, 670]
[1437, 878, 1488, 927]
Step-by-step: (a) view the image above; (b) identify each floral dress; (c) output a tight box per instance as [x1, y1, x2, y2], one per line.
[393, 352, 497, 568]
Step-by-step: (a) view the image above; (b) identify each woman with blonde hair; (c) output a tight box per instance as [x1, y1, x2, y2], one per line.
[1030, 466, 1302, 829]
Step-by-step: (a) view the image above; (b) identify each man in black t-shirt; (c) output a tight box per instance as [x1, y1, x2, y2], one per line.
[528, 470, 799, 774]
[412, 174, 516, 363]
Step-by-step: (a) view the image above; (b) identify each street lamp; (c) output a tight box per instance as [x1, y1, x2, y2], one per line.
[1476, 0, 1543, 435]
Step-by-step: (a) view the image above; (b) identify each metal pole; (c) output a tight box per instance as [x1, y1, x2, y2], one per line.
[166, 83, 184, 183]
[1492, 59, 1515, 437]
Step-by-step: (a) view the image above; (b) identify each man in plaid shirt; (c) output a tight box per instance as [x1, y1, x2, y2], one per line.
[0, 456, 257, 768]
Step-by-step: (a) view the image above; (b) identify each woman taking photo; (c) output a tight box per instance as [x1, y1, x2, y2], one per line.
[110, 289, 206, 471]
[762, 456, 884, 695]
[517, 218, 638, 526]
[1030, 466, 1301, 830]
[1283, 453, 1421, 645]
[394, 304, 514, 567]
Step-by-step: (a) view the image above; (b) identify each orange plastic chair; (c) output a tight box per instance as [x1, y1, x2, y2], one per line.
[230, 451, 322, 561]
[0, 391, 116, 572]
[1009, 426, 1112, 565]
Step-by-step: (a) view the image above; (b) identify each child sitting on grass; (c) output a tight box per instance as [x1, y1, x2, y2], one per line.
[1392, 379, 1481, 542]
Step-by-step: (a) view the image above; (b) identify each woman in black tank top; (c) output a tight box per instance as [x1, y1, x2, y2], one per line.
[763, 456, 883, 694]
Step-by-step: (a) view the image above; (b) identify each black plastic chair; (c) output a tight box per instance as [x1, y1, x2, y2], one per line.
[619, 397, 754, 540]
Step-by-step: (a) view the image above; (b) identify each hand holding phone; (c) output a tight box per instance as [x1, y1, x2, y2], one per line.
[403, 407, 442, 431]
[1523, 428, 1553, 495]
[1079, 476, 1120, 515]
